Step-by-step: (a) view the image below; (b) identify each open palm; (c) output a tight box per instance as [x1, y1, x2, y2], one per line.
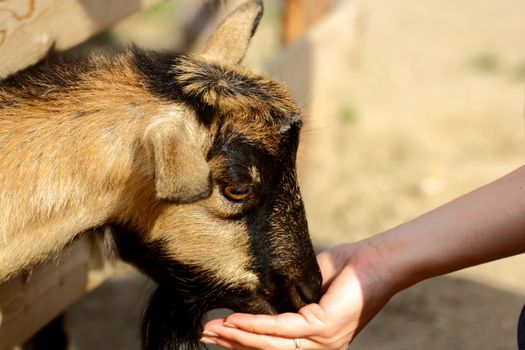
[202, 241, 397, 350]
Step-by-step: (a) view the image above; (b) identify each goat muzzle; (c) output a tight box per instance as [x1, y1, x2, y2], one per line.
[261, 268, 323, 313]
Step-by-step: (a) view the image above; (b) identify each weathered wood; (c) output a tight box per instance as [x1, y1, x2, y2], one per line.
[281, 0, 331, 45]
[0, 231, 113, 350]
[0, 0, 162, 77]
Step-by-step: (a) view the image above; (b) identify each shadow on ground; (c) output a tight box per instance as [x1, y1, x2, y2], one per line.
[65, 259, 523, 350]
[354, 276, 523, 350]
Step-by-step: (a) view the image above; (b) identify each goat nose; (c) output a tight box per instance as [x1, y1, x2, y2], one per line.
[295, 273, 322, 304]
[271, 270, 322, 312]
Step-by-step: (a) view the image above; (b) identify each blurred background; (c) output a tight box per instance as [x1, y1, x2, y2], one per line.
[51, 0, 525, 348]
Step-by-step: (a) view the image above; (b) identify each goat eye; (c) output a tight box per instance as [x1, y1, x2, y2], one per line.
[222, 184, 252, 202]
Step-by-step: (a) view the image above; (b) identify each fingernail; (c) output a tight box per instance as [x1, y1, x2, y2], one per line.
[223, 321, 237, 328]
[200, 337, 217, 345]
[202, 330, 219, 337]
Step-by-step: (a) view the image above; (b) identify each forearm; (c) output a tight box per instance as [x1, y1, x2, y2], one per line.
[371, 165, 525, 291]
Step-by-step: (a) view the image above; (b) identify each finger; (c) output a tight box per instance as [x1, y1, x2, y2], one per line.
[201, 336, 249, 350]
[205, 313, 352, 350]
[204, 317, 226, 329]
[317, 254, 339, 290]
[208, 337, 350, 350]
[218, 304, 326, 338]
[316, 246, 353, 290]
[202, 325, 325, 350]
[201, 336, 232, 349]
[318, 266, 362, 311]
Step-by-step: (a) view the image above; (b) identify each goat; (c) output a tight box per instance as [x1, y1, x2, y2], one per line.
[0, 1, 322, 349]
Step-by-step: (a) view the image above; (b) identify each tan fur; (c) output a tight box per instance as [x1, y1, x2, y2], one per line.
[1, 54, 156, 278]
[143, 107, 212, 202]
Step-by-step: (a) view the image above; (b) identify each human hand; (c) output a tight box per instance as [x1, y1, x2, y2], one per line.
[201, 239, 399, 349]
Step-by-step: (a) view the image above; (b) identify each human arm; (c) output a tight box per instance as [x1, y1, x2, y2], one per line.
[201, 165, 525, 349]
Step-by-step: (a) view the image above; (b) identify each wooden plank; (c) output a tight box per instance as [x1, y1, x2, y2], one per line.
[0, 231, 113, 350]
[0, 0, 162, 77]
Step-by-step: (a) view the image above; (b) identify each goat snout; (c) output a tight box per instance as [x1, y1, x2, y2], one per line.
[296, 275, 323, 304]
[267, 269, 322, 312]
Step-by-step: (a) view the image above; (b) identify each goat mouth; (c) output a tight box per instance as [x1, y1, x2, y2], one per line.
[141, 283, 313, 350]
[230, 294, 278, 315]
[229, 289, 310, 316]
[250, 278, 320, 315]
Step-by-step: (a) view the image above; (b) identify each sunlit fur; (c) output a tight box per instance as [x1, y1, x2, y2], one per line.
[0, 1, 321, 349]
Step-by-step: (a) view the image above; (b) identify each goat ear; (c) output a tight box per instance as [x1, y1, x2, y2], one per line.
[144, 119, 212, 204]
[200, 0, 263, 64]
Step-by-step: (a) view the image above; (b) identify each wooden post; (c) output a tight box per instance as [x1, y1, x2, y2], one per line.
[0, 0, 162, 77]
[0, 231, 113, 350]
[281, 0, 331, 45]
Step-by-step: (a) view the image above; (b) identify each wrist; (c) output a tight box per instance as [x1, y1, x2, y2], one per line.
[347, 237, 406, 298]
[358, 231, 425, 294]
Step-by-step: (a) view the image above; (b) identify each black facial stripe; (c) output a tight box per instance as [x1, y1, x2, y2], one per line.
[243, 120, 302, 272]
[204, 120, 307, 310]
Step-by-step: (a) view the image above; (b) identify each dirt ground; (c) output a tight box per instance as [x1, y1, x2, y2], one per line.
[65, 0, 525, 349]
